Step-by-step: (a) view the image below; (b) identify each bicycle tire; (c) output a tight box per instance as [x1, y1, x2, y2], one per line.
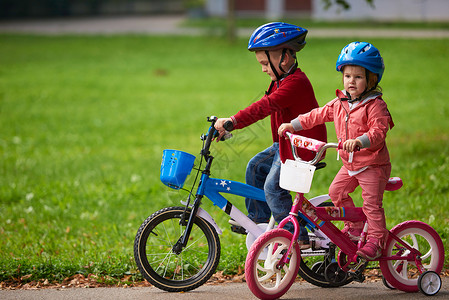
[134, 206, 221, 292]
[245, 228, 300, 300]
[379, 220, 444, 293]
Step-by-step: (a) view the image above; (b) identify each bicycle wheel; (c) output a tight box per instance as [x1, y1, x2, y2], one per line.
[134, 206, 220, 292]
[245, 229, 300, 300]
[379, 221, 444, 293]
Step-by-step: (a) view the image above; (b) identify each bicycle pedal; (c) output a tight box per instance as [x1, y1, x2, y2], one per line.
[230, 225, 247, 235]
[348, 257, 368, 283]
[349, 271, 365, 283]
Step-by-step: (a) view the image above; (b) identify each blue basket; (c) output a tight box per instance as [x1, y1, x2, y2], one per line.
[160, 150, 196, 190]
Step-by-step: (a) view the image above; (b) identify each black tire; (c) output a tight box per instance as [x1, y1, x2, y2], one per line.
[134, 206, 221, 292]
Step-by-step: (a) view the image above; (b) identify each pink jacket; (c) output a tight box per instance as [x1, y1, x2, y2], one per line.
[292, 89, 394, 171]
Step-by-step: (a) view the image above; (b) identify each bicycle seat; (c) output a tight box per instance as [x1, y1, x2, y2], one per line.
[314, 162, 327, 171]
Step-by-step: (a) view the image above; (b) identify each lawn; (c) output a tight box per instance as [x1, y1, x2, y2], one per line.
[0, 32, 448, 284]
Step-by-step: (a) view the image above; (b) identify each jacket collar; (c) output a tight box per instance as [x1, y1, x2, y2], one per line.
[337, 89, 383, 107]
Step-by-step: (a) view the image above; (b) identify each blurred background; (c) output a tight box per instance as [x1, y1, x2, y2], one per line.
[0, 0, 448, 22]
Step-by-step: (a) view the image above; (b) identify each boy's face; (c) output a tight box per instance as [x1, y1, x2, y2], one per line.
[255, 50, 284, 81]
[343, 65, 367, 99]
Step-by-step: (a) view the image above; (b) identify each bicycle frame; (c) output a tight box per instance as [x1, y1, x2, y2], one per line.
[245, 132, 444, 298]
[173, 118, 332, 256]
[277, 132, 422, 272]
[172, 117, 267, 253]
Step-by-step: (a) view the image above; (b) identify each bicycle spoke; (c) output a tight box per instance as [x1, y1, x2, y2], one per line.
[276, 272, 282, 287]
[400, 260, 409, 279]
[257, 264, 274, 282]
[410, 233, 419, 250]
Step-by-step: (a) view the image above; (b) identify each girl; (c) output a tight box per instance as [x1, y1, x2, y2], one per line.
[278, 41, 394, 260]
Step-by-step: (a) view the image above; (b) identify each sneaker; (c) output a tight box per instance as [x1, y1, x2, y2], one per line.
[342, 225, 362, 241]
[298, 240, 311, 250]
[357, 239, 381, 260]
[228, 219, 240, 226]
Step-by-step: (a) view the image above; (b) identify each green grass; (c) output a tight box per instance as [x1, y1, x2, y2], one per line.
[1, 33, 448, 284]
[184, 17, 449, 30]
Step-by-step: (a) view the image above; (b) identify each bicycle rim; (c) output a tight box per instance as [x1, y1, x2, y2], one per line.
[379, 221, 444, 292]
[134, 206, 221, 292]
[245, 229, 300, 300]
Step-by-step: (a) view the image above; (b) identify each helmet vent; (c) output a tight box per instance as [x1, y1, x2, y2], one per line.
[359, 44, 371, 54]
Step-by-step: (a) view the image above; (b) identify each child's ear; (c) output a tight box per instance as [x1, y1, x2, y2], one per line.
[281, 51, 293, 66]
[280, 53, 287, 66]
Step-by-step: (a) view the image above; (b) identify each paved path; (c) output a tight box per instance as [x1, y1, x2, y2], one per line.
[1, 277, 449, 300]
[1, 15, 449, 38]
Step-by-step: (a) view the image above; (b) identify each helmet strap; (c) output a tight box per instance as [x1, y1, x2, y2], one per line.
[343, 86, 376, 103]
[278, 48, 287, 74]
[265, 50, 281, 81]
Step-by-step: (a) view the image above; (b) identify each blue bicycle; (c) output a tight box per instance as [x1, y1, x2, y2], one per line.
[134, 116, 333, 292]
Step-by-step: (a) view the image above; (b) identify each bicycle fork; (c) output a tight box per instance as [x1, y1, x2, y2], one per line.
[275, 196, 304, 269]
[172, 195, 204, 254]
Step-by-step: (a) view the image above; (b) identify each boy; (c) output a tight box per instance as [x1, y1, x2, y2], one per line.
[215, 22, 327, 248]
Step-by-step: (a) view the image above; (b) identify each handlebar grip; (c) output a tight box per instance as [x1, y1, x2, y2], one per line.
[223, 120, 234, 131]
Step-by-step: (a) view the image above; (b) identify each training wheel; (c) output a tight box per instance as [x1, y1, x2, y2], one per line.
[324, 262, 348, 286]
[418, 271, 441, 296]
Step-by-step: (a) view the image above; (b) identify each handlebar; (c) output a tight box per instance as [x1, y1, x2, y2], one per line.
[284, 131, 339, 165]
[223, 120, 234, 131]
[284, 131, 360, 164]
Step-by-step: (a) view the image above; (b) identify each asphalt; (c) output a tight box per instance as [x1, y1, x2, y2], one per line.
[1, 277, 449, 300]
[1, 15, 449, 38]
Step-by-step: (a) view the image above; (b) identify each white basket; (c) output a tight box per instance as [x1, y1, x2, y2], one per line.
[280, 159, 316, 193]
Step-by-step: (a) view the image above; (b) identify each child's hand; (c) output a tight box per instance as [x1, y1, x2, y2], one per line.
[278, 123, 294, 138]
[214, 118, 232, 142]
[343, 139, 362, 152]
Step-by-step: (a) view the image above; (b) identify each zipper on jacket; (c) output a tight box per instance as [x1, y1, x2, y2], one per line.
[340, 99, 350, 141]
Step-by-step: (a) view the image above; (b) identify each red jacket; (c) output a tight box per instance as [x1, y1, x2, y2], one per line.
[296, 89, 394, 170]
[231, 68, 327, 162]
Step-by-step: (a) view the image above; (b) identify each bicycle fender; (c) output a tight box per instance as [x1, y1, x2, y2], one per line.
[196, 207, 222, 235]
[308, 194, 331, 206]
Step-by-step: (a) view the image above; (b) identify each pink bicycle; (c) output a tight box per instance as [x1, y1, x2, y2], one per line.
[245, 132, 444, 299]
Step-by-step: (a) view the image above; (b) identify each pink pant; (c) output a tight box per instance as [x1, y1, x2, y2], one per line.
[329, 164, 391, 247]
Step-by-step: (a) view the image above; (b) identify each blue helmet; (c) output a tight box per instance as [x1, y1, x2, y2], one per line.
[336, 41, 385, 83]
[248, 22, 308, 52]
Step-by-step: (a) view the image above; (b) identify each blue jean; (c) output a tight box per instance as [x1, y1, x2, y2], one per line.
[245, 143, 309, 242]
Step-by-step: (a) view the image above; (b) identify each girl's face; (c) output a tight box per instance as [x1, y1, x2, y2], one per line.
[343, 65, 367, 99]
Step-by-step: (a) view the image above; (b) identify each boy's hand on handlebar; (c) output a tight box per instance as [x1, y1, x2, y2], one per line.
[278, 123, 294, 138]
[214, 118, 232, 142]
[342, 139, 362, 152]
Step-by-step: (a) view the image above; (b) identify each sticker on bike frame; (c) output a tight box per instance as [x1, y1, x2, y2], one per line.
[325, 206, 346, 218]
[298, 198, 323, 225]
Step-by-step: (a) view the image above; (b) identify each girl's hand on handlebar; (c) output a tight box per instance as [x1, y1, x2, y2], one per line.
[342, 139, 362, 152]
[278, 123, 294, 138]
